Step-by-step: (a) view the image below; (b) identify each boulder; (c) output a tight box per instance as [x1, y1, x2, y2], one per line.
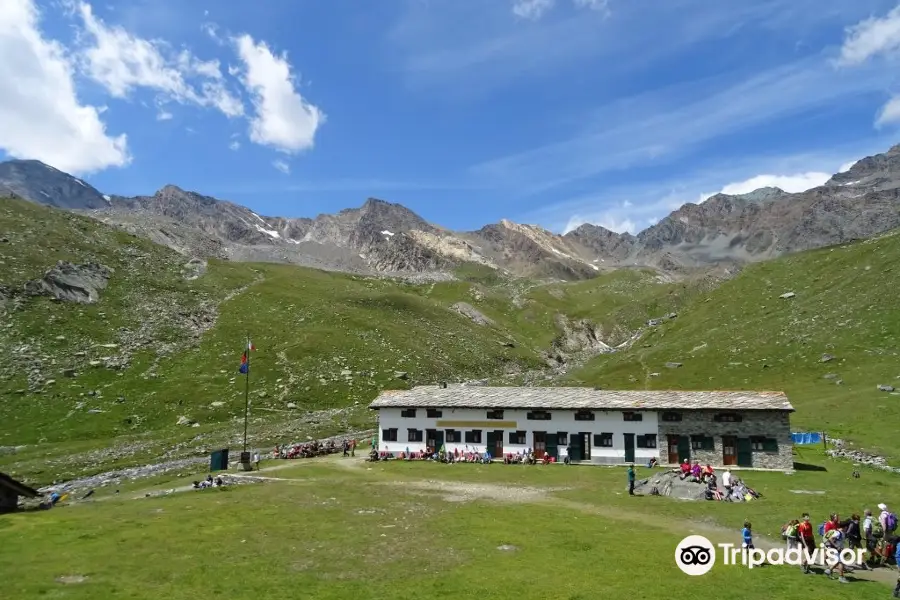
[450, 302, 494, 326]
[878, 384, 895, 392]
[25, 261, 112, 304]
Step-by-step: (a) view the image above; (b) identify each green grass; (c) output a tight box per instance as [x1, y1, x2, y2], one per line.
[570, 231, 900, 459]
[1, 450, 896, 599]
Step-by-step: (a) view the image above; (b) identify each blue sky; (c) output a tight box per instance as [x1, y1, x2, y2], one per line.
[2, 0, 900, 234]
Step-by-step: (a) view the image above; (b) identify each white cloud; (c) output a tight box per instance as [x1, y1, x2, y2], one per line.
[512, 0, 554, 20]
[712, 171, 831, 197]
[837, 5, 900, 65]
[229, 140, 241, 151]
[875, 95, 900, 127]
[156, 110, 173, 121]
[838, 160, 857, 172]
[272, 159, 290, 174]
[234, 34, 325, 153]
[73, 2, 244, 118]
[573, 0, 610, 15]
[0, 0, 129, 173]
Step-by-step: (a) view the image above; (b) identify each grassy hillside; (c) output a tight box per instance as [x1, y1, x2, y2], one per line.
[1, 199, 695, 481]
[570, 230, 900, 458]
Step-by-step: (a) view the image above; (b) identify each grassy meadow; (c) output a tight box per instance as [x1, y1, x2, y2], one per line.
[2, 449, 898, 600]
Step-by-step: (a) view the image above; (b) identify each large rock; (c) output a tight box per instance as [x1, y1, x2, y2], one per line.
[451, 302, 494, 326]
[25, 261, 112, 304]
[633, 470, 709, 501]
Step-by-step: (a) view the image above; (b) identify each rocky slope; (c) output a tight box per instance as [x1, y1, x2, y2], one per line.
[0, 159, 110, 209]
[4, 142, 900, 279]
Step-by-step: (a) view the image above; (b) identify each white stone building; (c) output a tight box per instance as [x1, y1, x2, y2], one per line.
[369, 385, 795, 471]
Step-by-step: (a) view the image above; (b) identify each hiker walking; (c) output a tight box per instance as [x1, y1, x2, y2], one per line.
[342, 439, 349, 457]
[798, 513, 816, 573]
[627, 464, 636, 496]
[864, 509, 875, 551]
[350, 439, 356, 457]
[823, 526, 850, 583]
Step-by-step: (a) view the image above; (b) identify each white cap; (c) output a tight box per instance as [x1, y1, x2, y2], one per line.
[878, 503, 888, 511]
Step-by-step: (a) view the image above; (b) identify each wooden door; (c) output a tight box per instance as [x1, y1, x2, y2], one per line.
[492, 430, 503, 458]
[623, 433, 635, 463]
[722, 436, 737, 466]
[533, 431, 546, 458]
[737, 437, 753, 467]
[667, 435, 680, 464]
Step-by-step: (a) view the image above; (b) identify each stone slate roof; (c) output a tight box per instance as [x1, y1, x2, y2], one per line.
[369, 386, 794, 412]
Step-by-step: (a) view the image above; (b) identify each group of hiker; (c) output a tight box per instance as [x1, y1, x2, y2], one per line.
[780, 503, 899, 590]
[274, 438, 359, 460]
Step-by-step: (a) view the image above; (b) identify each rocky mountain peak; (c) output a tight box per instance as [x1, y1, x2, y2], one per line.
[0, 159, 109, 209]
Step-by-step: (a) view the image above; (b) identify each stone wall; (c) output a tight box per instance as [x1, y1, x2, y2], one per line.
[654, 410, 793, 471]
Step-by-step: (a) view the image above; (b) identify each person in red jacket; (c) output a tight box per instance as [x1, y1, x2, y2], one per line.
[798, 513, 816, 574]
[824, 513, 840, 535]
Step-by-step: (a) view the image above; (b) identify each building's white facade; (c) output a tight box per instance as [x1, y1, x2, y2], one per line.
[376, 406, 660, 464]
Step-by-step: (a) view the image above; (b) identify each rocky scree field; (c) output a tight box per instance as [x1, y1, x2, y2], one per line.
[0, 199, 696, 484]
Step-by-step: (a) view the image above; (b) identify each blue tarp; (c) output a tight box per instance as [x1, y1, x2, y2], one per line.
[791, 432, 822, 445]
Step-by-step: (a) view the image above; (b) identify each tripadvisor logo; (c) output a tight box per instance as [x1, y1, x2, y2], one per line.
[675, 535, 865, 575]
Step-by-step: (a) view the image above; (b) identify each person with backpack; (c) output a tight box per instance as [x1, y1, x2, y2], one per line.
[823, 527, 850, 584]
[627, 464, 636, 495]
[880, 503, 898, 536]
[798, 513, 816, 573]
[864, 508, 875, 550]
[784, 519, 800, 551]
[845, 515, 865, 570]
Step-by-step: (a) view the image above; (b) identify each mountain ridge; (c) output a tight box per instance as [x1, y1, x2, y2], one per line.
[2, 142, 899, 279]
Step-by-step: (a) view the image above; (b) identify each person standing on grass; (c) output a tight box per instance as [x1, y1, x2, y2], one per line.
[627, 464, 636, 495]
[798, 513, 816, 574]
[742, 521, 755, 550]
[350, 439, 356, 457]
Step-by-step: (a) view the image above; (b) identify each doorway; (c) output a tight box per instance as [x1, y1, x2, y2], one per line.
[425, 429, 444, 452]
[569, 433, 583, 461]
[737, 437, 753, 467]
[667, 435, 680, 464]
[533, 431, 547, 458]
[722, 436, 737, 466]
[486, 430, 503, 459]
[579, 432, 591, 460]
[623, 433, 635, 463]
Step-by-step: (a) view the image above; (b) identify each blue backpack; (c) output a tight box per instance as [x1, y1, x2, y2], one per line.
[817, 522, 826, 536]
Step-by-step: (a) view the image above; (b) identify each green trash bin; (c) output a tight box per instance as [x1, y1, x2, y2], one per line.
[210, 449, 229, 472]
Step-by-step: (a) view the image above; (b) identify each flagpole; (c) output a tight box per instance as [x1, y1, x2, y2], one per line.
[242, 334, 250, 455]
